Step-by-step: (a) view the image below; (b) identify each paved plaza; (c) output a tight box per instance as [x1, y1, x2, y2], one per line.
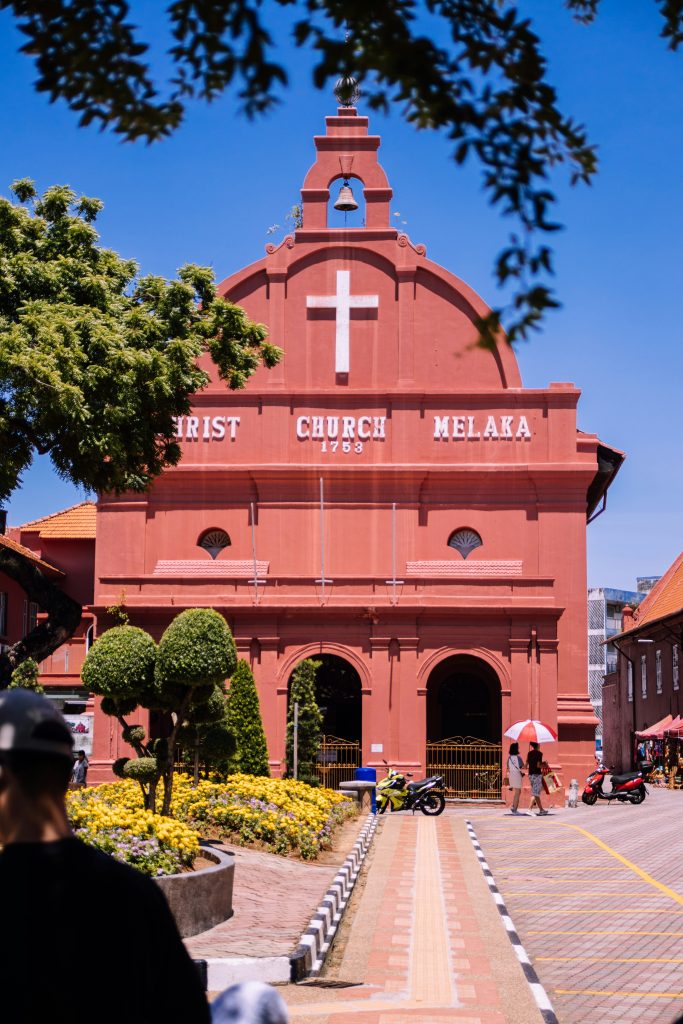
[279, 791, 683, 1024]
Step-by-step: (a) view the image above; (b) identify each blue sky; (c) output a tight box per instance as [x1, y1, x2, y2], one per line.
[0, 2, 680, 589]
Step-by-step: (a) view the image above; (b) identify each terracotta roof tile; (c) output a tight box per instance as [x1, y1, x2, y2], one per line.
[0, 535, 64, 576]
[610, 551, 683, 641]
[20, 502, 96, 539]
[631, 551, 683, 629]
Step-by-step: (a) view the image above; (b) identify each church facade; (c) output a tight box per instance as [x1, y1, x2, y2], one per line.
[89, 105, 622, 793]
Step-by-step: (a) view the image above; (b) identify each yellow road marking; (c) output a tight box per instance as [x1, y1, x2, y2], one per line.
[288, 998, 459, 1016]
[517, 908, 683, 914]
[558, 822, 683, 906]
[529, 930, 683, 935]
[410, 819, 453, 1005]
[538, 957, 683, 963]
[505, 891, 654, 897]
[555, 990, 683, 999]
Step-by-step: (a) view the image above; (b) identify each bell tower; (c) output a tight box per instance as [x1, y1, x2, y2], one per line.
[299, 104, 395, 232]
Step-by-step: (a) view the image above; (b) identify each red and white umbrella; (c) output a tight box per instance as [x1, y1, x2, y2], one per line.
[504, 719, 558, 744]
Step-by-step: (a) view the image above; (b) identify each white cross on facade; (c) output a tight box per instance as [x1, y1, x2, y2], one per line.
[306, 270, 379, 374]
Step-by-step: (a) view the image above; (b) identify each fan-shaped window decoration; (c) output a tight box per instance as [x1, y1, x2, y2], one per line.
[198, 529, 231, 560]
[448, 528, 482, 559]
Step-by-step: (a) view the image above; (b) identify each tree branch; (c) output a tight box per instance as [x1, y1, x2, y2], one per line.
[0, 545, 82, 688]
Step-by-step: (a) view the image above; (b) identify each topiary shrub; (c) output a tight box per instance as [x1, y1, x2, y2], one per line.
[155, 608, 236, 688]
[82, 626, 156, 702]
[112, 757, 129, 779]
[123, 757, 161, 782]
[81, 610, 239, 814]
[101, 696, 138, 717]
[225, 659, 270, 777]
[122, 724, 146, 745]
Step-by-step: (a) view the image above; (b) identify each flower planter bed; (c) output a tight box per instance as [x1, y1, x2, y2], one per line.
[156, 843, 235, 938]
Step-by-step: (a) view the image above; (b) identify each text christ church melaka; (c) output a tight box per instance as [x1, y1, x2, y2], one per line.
[92, 103, 622, 795]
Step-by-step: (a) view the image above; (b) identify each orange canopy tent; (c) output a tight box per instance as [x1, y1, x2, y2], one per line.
[636, 714, 673, 739]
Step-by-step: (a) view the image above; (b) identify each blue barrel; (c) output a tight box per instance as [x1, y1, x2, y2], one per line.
[355, 766, 377, 813]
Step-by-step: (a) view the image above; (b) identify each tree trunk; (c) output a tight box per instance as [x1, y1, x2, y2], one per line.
[160, 691, 192, 816]
[0, 545, 82, 688]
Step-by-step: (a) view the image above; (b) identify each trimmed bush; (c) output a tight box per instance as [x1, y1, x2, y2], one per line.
[123, 757, 160, 782]
[82, 626, 156, 701]
[225, 659, 270, 777]
[155, 608, 237, 689]
[81, 610, 239, 816]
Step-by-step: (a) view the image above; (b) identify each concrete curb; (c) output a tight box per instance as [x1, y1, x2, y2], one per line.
[205, 955, 291, 991]
[157, 842, 234, 938]
[466, 820, 559, 1024]
[290, 812, 379, 982]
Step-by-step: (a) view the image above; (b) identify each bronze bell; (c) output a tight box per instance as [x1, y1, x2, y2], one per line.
[334, 180, 358, 213]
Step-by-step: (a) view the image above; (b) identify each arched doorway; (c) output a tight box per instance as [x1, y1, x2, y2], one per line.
[288, 654, 362, 788]
[426, 654, 502, 800]
[314, 654, 362, 741]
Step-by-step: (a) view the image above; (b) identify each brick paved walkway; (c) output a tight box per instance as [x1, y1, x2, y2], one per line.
[469, 789, 683, 1024]
[282, 813, 542, 1023]
[186, 816, 363, 959]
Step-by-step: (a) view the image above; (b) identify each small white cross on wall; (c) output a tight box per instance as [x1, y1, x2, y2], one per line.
[307, 270, 379, 374]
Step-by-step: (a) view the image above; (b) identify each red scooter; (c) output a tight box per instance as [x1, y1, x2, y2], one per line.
[582, 760, 652, 805]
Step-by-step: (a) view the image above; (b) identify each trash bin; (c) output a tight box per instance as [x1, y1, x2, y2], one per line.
[355, 766, 377, 813]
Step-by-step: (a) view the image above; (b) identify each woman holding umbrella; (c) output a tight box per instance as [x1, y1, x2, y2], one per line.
[504, 720, 557, 816]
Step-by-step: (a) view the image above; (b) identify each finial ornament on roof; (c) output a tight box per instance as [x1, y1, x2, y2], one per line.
[334, 75, 360, 107]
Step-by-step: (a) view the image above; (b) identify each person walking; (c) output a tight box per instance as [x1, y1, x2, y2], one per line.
[0, 689, 210, 1024]
[526, 740, 548, 815]
[71, 748, 88, 787]
[507, 742, 525, 814]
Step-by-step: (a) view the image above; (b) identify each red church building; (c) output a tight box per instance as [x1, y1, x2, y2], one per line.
[5, 103, 624, 796]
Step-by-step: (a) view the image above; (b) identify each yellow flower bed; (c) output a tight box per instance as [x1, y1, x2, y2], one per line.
[68, 774, 356, 865]
[171, 773, 356, 858]
[67, 785, 200, 876]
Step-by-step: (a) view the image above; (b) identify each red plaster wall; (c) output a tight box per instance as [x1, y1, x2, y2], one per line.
[91, 106, 605, 795]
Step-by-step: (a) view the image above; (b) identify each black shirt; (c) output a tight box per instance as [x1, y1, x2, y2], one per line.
[527, 749, 543, 775]
[0, 837, 210, 1024]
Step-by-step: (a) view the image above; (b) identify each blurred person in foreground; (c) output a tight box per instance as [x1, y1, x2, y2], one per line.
[0, 688, 209, 1024]
[211, 981, 289, 1024]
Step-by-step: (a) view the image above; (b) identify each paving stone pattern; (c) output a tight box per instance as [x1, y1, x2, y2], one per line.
[186, 842, 350, 958]
[282, 813, 542, 1023]
[470, 789, 683, 1024]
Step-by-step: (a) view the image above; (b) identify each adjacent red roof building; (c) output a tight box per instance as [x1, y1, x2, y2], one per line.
[603, 551, 683, 770]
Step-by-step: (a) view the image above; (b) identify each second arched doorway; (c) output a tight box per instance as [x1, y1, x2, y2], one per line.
[425, 654, 502, 800]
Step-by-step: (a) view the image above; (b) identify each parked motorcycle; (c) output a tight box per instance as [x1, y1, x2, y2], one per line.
[377, 762, 446, 815]
[581, 760, 652, 805]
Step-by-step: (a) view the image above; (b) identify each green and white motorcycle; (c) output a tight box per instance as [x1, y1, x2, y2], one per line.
[377, 763, 446, 815]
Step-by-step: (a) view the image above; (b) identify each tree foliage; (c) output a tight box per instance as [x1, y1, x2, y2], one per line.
[0, 181, 280, 686]
[81, 610, 237, 813]
[0, 178, 280, 503]
[286, 658, 323, 786]
[9, 657, 43, 693]
[4, 2, 683, 343]
[225, 658, 270, 777]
